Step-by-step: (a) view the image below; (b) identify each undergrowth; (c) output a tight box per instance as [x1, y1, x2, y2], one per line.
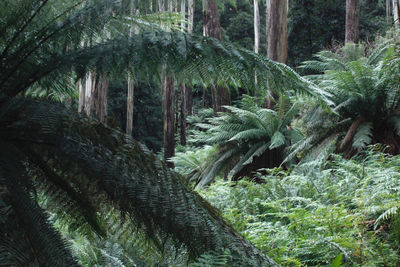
[199, 147, 400, 266]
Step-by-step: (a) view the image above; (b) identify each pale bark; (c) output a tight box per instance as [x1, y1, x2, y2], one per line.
[180, 0, 186, 30]
[126, 76, 134, 135]
[387, 0, 391, 23]
[394, 0, 400, 28]
[254, 0, 260, 54]
[158, 0, 165, 12]
[345, 0, 360, 43]
[267, 0, 288, 63]
[126, 2, 135, 135]
[78, 80, 85, 113]
[188, 0, 194, 34]
[84, 72, 94, 116]
[179, 83, 187, 146]
[186, 0, 194, 114]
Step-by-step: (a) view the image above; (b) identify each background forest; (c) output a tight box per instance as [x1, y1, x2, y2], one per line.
[1, 0, 400, 266]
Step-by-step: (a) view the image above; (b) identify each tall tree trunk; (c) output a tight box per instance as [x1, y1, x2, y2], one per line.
[394, 0, 400, 28]
[179, 0, 188, 145]
[84, 72, 94, 116]
[188, 0, 194, 34]
[267, 0, 288, 63]
[186, 0, 194, 115]
[254, 0, 260, 54]
[266, 0, 288, 108]
[163, 74, 175, 168]
[387, 0, 392, 23]
[203, 0, 231, 113]
[345, 0, 360, 43]
[78, 79, 85, 113]
[162, 0, 176, 167]
[126, 75, 134, 135]
[158, 0, 165, 12]
[179, 83, 187, 145]
[126, 2, 135, 135]
[93, 77, 108, 123]
[180, 0, 186, 30]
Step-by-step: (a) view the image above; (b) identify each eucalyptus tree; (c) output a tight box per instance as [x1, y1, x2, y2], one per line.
[345, 0, 360, 43]
[203, 0, 231, 113]
[266, 0, 288, 64]
[0, 0, 327, 265]
[394, 0, 400, 27]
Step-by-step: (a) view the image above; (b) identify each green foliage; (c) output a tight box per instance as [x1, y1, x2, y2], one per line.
[177, 96, 302, 187]
[200, 147, 400, 266]
[289, 41, 400, 162]
[191, 249, 231, 267]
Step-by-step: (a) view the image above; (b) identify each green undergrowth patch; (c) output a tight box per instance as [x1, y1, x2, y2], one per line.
[199, 147, 400, 266]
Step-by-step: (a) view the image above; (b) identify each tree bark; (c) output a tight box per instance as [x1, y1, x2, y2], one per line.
[84, 72, 94, 116]
[180, 0, 186, 30]
[394, 0, 400, 28]
[158, 0, 165, 12]
[267, 0, 288, 63]
[126, 2, 135, 135]
[203, 0, 231, 113]
[126, 75, 134, 135]
[254, 0, 260, 54]
[186, 0, 194, 115]
[93, 76, 108, 123]
[163, 74, 175, 167]
[339, 117, 365, 152]
[188, 0, 194, 34]
[179, 83, 187, 145]
[345, 0, 360, 43]
[78, 79, 85, 113]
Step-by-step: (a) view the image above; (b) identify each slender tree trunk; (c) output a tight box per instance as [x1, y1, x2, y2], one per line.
[267, 0, 288, 63]
[203, 0, 231, 113]
[186, 0, 194, 115]
[181, 0, 186, 30]
[188, 0, 194, 34]
[163, 74, 175, 167]
[387, 0, 392, 23]
[84, 72, 94, 116]
[126, 75, 134, 135]
[179, 84, 187, 145]
[126, 2, 135, 135]
[78, 79, 85, 113]
[345, 0, 360, 43]
[254, 0, 260, 54]
[158, 0, 165, 12]
[394, 0, 400, 28]
[179, 0, 188, 145]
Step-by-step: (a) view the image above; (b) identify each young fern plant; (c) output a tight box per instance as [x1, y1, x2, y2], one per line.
[287, 41, 400, 163]
[185, 95, 302, 187]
